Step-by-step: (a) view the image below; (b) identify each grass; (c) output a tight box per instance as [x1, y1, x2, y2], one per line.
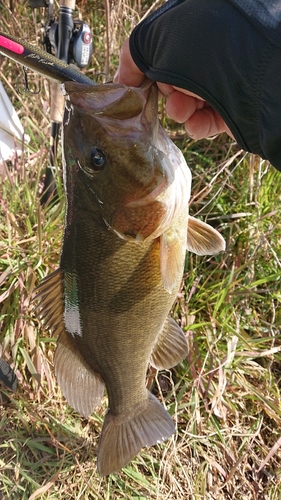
[1, 0, 281, 498]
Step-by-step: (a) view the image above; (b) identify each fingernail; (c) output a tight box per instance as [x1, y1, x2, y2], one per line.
[185, 125, 195, 138]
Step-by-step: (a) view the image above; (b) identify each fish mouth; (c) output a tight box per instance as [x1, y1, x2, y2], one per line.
[125, 177, 167, 208]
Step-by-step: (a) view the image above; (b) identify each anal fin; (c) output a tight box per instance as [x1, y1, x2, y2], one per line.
[150, 316, 188, 370]
[54, 331, 105, 418]
[97, 391, 174, 476]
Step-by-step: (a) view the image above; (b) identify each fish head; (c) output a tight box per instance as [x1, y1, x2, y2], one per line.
[62, 80, 191, 241]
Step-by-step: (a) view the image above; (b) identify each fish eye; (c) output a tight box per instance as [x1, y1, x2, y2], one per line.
[81, 146, 106, 176]
[90, 147, 106, 171]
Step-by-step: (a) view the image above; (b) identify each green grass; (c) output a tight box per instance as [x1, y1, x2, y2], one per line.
[1, 1, 281, 499]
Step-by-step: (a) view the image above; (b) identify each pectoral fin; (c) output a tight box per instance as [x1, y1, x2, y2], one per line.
[160, 230, 186, 294]
[150, 316, 188, 370]
[187, 216, 225, 255]
[54, 331, 105, 418]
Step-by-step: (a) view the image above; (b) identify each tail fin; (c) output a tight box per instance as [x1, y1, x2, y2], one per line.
[97, 391, 174, 476]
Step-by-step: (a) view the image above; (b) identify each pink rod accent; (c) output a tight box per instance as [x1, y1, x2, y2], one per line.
[0, 36, 24, 54]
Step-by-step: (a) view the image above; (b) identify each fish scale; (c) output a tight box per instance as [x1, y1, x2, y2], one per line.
[34, 79, 225, 476]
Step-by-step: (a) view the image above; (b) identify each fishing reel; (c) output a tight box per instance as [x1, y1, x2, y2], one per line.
[28, 0, 93, 68]
[28, 0, 93, 205]
[47, 19, 93, 68]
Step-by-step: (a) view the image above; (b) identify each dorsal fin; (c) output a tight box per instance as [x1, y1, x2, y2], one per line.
[33, 268, 65, 337]
[54, 330, 105, 418]
[33, 269, 104, 417]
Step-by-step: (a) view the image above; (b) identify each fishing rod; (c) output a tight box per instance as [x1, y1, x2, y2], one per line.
[0, 3, 95, 394]
[38, 0, 94, 203]
[0, 0, 95, 204]
[0, 32, 95, 85]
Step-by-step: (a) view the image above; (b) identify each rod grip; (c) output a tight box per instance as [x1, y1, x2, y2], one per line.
[60, 0, 76, 9]
[50, 82, 65, 123]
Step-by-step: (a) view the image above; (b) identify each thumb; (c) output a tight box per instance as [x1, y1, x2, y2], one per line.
[114, 38, 145, 87]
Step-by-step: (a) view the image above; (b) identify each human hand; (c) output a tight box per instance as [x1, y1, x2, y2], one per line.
[114, 39, 234, 140]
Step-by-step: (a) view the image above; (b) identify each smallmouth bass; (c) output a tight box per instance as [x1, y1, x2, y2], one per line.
[34, 80, 225, 476]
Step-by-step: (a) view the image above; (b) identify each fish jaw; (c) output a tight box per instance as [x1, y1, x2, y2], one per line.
[62, 80, 192, 242]
[118, 144, 191, 243]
